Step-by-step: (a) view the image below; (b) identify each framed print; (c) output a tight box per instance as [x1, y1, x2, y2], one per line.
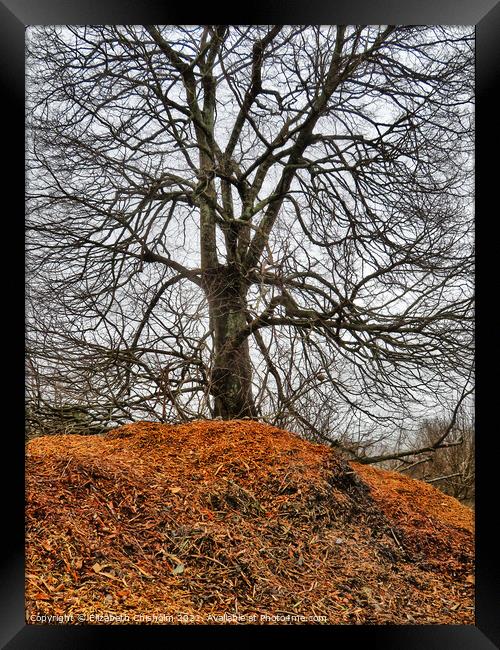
[2, 0, 498, 647]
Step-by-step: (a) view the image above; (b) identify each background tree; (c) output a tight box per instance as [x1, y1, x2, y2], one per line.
[387, 411, 475, 505]
[26, 25, 474, 456]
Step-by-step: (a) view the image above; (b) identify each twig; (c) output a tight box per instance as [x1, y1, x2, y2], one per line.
[395, 457, 431, 473]
[425, 472, 461, 484]
[390, 528, 403, 550]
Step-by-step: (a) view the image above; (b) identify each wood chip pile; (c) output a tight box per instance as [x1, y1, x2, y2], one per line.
[26, 419, 474, 625]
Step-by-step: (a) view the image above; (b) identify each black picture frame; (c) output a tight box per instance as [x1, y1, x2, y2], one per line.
[4, 1, 498, 647]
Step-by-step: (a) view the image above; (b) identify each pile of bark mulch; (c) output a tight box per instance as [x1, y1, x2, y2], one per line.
[26, 419, 474, 625]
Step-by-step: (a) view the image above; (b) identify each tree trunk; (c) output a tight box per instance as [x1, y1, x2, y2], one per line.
[203, 265, 257, 419]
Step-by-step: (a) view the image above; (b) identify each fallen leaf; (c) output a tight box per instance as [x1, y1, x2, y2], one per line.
[172, 563, 185, 575]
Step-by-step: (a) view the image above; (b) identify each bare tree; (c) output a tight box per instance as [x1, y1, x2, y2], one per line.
[26, 25, 474, 450]
[390, 411, 475, 504]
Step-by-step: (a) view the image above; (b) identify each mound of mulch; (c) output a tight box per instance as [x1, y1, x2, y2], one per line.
[25, 420, 474, 625]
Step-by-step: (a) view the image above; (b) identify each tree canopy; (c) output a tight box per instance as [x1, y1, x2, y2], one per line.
[26, 25, 474, 455]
